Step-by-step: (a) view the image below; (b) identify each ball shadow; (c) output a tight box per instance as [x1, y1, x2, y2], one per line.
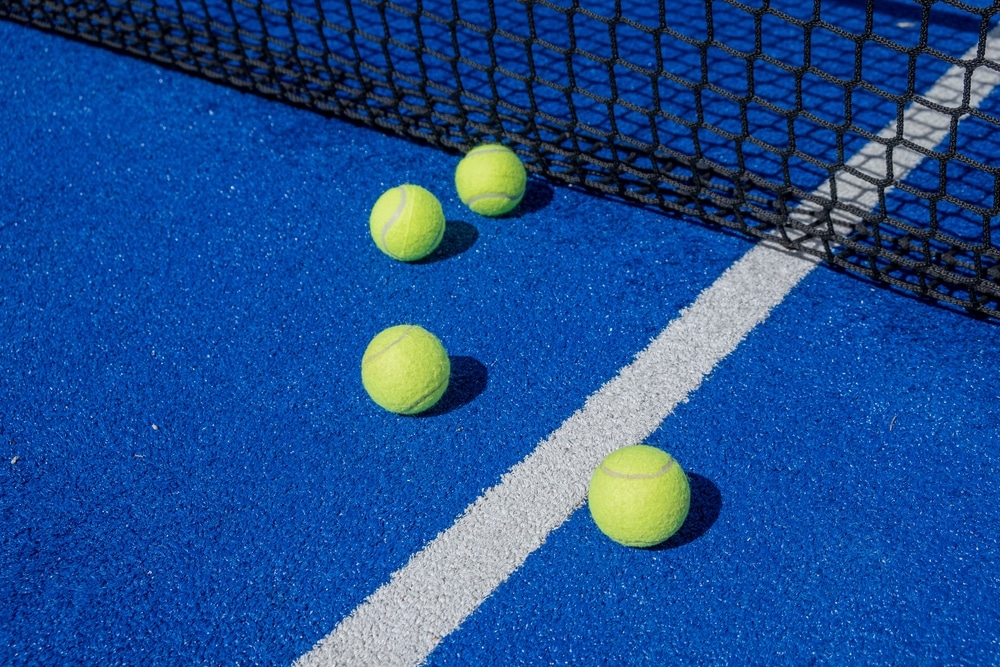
[649, 473, 722, 550]
[417, 356, 488, 417]
[414, 220, 478, 263]
[501, 178, 555, 218]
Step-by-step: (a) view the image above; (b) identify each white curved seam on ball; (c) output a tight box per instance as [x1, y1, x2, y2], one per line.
[362, 326, 414, 366]
[465, 190, 524, 205]
[598, 458, 676, 480]
[381, 185, 407, 251]
[401, 371, 450, 414]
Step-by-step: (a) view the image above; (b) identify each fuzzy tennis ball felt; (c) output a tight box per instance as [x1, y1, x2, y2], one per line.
[454, 143, 527, 217]
[369, 184, 446, 262]
[588, 444, 691, 548]
[361, 324, 451, 415]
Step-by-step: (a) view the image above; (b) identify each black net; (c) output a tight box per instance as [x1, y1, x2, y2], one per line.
[3, 0, 999, 317]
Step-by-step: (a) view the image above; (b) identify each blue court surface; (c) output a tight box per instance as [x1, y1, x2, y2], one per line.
[2, 13, 1000, 667]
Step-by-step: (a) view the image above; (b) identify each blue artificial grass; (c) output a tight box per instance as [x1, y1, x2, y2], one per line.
[432, 266, 1000, 666]
[0, 21, 751, 665]
[2, 9, 999, 666]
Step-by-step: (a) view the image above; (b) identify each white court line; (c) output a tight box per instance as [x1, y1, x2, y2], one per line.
[295, 26, 1000, 667]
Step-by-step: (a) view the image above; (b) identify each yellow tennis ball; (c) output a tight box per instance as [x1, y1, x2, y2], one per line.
[454, 143, 527, 217]
[361, 324, 450, 415]
[369, 184, 446, 262]
[588, 444, 691, 548]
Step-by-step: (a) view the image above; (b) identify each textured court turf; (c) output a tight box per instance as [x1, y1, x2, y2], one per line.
[2, 17, 999, 667]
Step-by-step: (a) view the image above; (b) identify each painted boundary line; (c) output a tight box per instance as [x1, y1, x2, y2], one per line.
[295, 27, 1000, 667]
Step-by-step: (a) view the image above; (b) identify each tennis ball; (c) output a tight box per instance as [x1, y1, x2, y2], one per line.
[454, 143, 527, 217]
[361, 324, 450, 415]
[369, 184, 446, 262]
[588, 444, 691, 548]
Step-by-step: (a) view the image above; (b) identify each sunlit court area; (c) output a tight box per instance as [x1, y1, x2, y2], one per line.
[1, 1, 999, 664]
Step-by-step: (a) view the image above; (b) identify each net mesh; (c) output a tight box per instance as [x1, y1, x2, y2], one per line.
[3, 0, 999, 317]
